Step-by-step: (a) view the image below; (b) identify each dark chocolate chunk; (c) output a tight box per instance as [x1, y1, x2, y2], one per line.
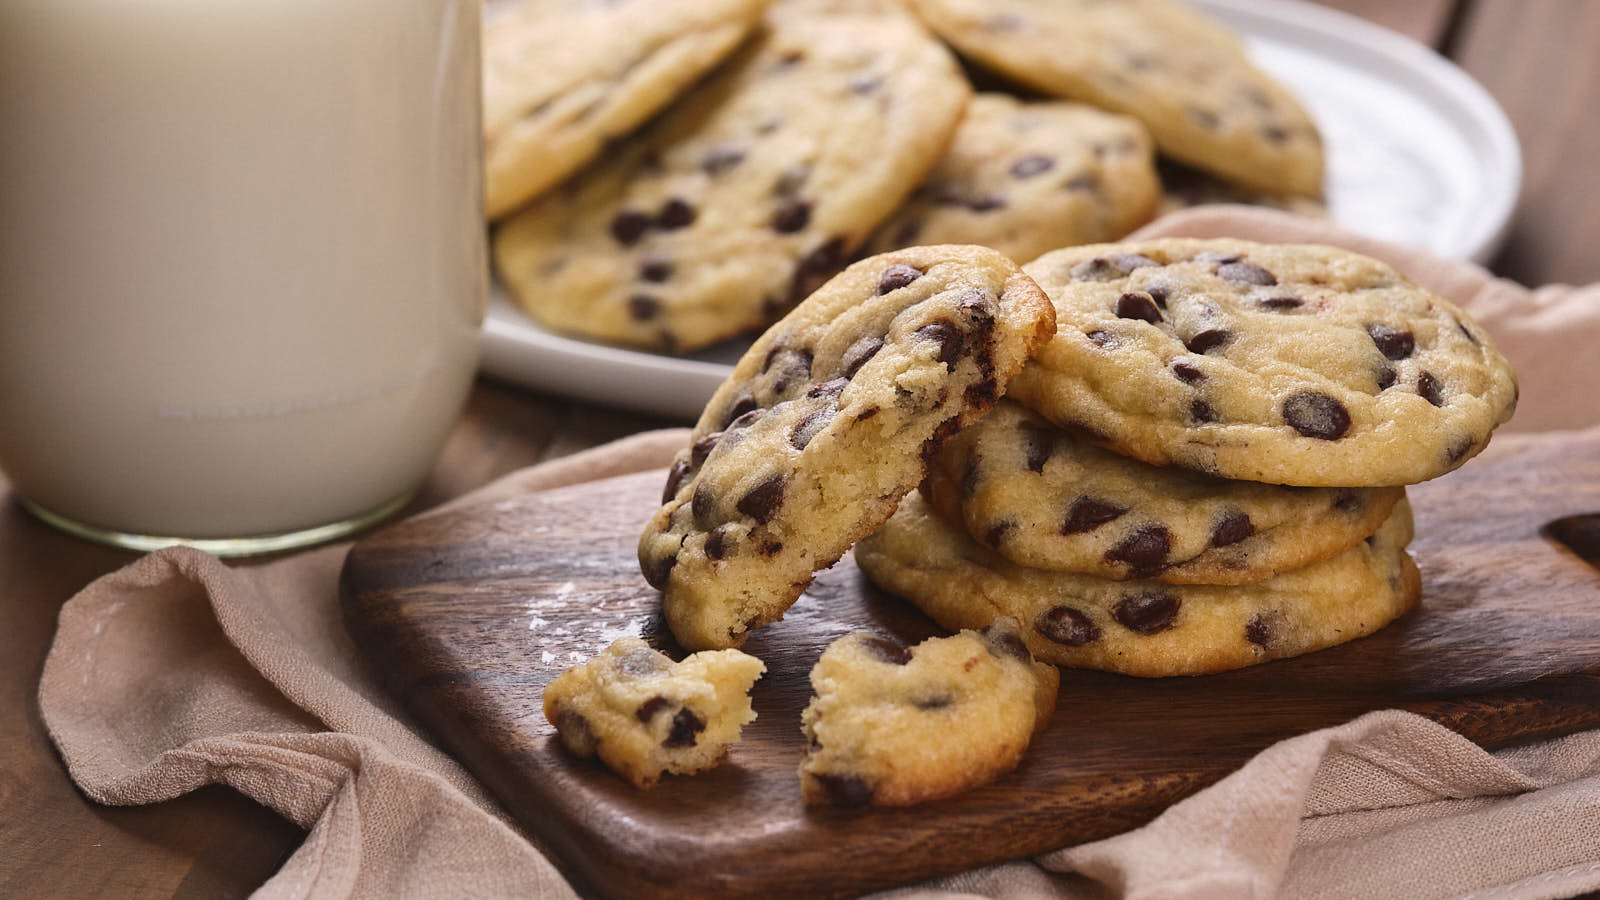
[1211, 511, 1255, 547]
[1063, 496, 1127, 534]
[723, 393, 758, 427]
[1112, 253, 1161, 271]
[662, 707, 706, 748]
[1190, 399, 1216, 423]
[1282, 391, 1351, 440]
[691, 482, 715, 526]
[840, 336, 884, 379]
[1036, 606, 1102, 646]
[1113, 590, 1181, 635]
[1185, 328, 1231, 354]
[1106, 525, 1172, 575]
[811, 772, 873, 806]
[877, 263, 923, 294]
[1367, 324, 1415, 360]
[773, 199, 811, 233]
[765, 346, 814, 395]
[1146, 283, 1170, 308]
[552, 706, 598, 756]
[1021, 423, 1057, 473]
[1455, 316, 1479, 345]
[915, 320, 965, 366]
[1216, 261, 1277, 285]
[639, 257, 673, 283]
[775, 164, 810, 196]
[1377, 367, 1397, 391]
[1418, 371, 1444, 407]
[982, 624, 1033, 663]
[1260, 295, 1302, 311]
[1447, 436, 1475, 464]
[1263, 125, 1289, 143]
[790, 407, 835, 450]
[704, 526, 731, 560]
[860, 635, 912, 665]
[984, 519, 1015, 548]
[1064, 173, 1098, 192]
[1332, 489, 1365, 515]
[736, 474, 786, 524]
[628, 295, 661, 321]
[1245, 615, 1272, 646]
[701, 145, 746, 175]
[610, 209, 652, 245]
[1116, 291, 1163, 323]
[1010, 154, 1055, 178]
[806, 377, 848, 400]
[642, 552, 677, 589]
[636, 696, 673, 723]
[690, 432, 721, 467]
[912, 694, 953, 710]
[1086, 329, 1116, 348]
[1071, 254, 1159, 281]
[1172, 359, 1205, 383]
[657, 197, 696, 230]
[965, 193, 1007, 213]
[662, 459, 690, 503]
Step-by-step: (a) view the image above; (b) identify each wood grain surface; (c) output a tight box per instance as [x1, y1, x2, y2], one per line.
[341, 429, 1600, 900]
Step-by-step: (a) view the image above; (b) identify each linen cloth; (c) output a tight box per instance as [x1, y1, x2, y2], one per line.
[37, 208, 1600, 899]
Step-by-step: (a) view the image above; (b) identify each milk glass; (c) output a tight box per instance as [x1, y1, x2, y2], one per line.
[0, 1, 486, 554]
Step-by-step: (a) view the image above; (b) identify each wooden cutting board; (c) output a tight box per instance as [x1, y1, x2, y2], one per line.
[341, 429, 1600, 900]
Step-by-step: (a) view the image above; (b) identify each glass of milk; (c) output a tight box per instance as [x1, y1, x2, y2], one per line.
[0, 1, 486, 555]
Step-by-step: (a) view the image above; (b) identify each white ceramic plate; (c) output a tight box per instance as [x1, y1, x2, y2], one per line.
[480, 0, 1522, 420]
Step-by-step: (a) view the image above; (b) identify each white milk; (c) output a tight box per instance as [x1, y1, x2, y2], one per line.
[0, 1, 485, 543]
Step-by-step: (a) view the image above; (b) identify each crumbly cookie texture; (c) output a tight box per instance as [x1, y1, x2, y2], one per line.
[1008, 239, 1518, 487]
[863, 94, 1160, 263]
[1156, 158, 1327, 219]
[799, 618, 1059, 806]
[924, 399, 1404, 584]
[483, 0, 770, 219]
[639, 245, 1054, 650]
[494, 15, 970, 352]
[542, 637, 766, 788]
[857, 492, 1420, 677]
[903, 0, 1324, 197]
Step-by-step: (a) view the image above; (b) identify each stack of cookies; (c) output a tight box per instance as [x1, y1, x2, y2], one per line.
[857, 238, 1519, 676]
[486, 0, 1327, 354]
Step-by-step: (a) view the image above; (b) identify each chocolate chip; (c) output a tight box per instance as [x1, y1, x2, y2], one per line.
[1172, 359, 1205, 383]
[965, 379, 998, 406]
[1260, 296, 1302, 311]
[1021, 423, 1057, 473]
[1185, 329, 1231, 353]
[553, 706, 597, 756]
[790, 407, 835, 450]
[961, 458, 980, 497]
[662, 707, 706, 748]
[984, 520, 1015, 548]
[1190, 399, 1216, 423]
[1377, 367, 1397, 391]
[727, 408, 763, 432]
[1282, 391, 1350, 440]
[705, 526, 731, 560]
[790, 237, 845, 301]
[610, 209, 652, 245]
[1217, 261, 1277, 285]
[1115, 291, 1163, 323]
[1113, 591, 1181, 635]
[1036, 606, 1101, 646]
[692, 482, 715, 526]
[774, 199, 811, 233]
[657, 197, 695, 230]
[1367, 324, 1415, 360]
[1106, 525, 1171, 575]
[723, 393, 758, 427]
[860, 635, 912, 665]
[1447, 436, 1474, 463]
[1113, 253, 1161, 271]
[690, 432, 721, 467]
[1263, 125, 1289, 143]
[758, 539, 782, 557]
[1086, 329, 1116, 348]
[1010, 154, 1055, 178]
[856, 406, 880, 421]
[736, 474, 785, 524]
[1071, 254, 1159, 282]
[840, 336, 884, 379]
[878, 263, 923, 294]
[912, 694, 953, 710]
[915, 320, 965, 366]
[1418, 371, 1444, 407]
[849, 73, 883, 94]
[628, 295, 661, 320]
[1245, 615, 1272, 646]
[636, 696, 673, 723]
[1212, 511, 1255, 547]
[1064, 173, 1098, 191]
[1146, 283, 1170, 309]
[966, 193, 1007, 213]
[639, 257, 673, 282]
[806, 377, 848, 400]
[642, 552, 676, 589]
[811, 772, 872, 806]
[1063, 496, 1127, 534]
[765, 347, 814, 395]
[983, 624, 1033, 664]
[1332, 489, 1365, 515]
[702, 145, 746, 175]
[1455, 316, 1479, 345]
[662, 459, 689, 503]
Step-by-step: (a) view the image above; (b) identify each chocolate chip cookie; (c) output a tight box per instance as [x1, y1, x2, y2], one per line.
[1156, 158, 1327, 218]
[904, 0, 1324, 198]
[542, 637, 766, 788]
[639, 245, 1054, 650]
[1008, 239, 1518, 487]
[494, 16, 971, 352]
[799, 618, 1059, 806]
[863, 94, 1160, 263]
[857, 492, 1420, 677]
[924, 399, 1404, 584]
[483, 0, 771, 219]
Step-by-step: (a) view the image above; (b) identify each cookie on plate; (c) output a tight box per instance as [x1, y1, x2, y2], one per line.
[1007, 239, 1518, 487]
[799, 618, 1059, 806]
[494, 15, 971, 352]
[863, 94, 1160, 263]
[639, 245, 1054, 650]
[857, 492, 1420, 677]
[903, 0, 1324, 198]
[1156, 159, 1327, 218]
[542, 637, 766, 788]
[924, 399, 1404, 584]
[483, 0, 771, 219]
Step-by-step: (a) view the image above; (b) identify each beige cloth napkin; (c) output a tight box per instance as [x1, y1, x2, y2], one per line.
[37, 208, 1600, 899]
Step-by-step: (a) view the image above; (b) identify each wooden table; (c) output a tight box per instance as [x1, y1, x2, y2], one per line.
[3, 2, 1597, 895]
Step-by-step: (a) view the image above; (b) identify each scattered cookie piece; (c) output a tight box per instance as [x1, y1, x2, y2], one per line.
[494, 15, 970, 351]
[904, 0, 1324, 197]
[483, 0, 771, 219]
[1009, 239, 1518, 486]
[799, 618, 1059, 806]
[925, 399, 1403, 584]
[864, 94, 1160, 263]
[857, 492, 1421, 677]
[543, 637, 765, 788]
[639, 245, 1054, 650]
